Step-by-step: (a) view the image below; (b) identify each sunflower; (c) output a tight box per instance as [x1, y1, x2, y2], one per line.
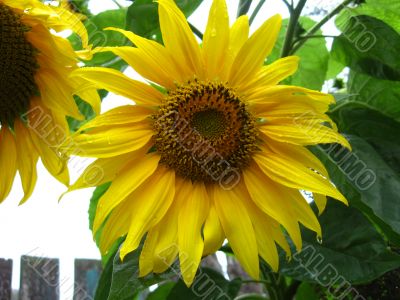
[66, 0, 350, 286]
[0, 0, 99, 204]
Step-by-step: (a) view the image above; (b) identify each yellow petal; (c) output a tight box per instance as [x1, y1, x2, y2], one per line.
[212, 183, 260, 279]
[220, 15, 249, 80]
[203, 199, 225, 256]
[178, 182, 209, 286]
[71, 78, 101, 115]
[139, 228, 159, 277]
[67, 143, 150, 193]
[63, 123, 153, 158]
[35, 69, 83, 120]
[120, 166, 175, 259]
[259, 119, 350, 149]
[203, 0, 229, 80]
[158, 0, 204, 79]
[14, 120, 39, 205]
[243, 56, 299, 91]
[93, 154, 161, 233]
[254, 152, 348, 204]
[263, 140, 329, 178]
[71, 67, 163, 106]
[313, 193, 327, 215]
[246, 85, 334, 107]
[77, 105, 153, 132]
[229, 14, 282, 87]
[0, 127, 17, 203]
[102, 27, 184, 86]
[153, 177, 187, 273]
[29, 127, 69, 186]
[243, 163, 302, 250]
[99, 199, 132, 254]
[286, 189, 322, 239]
[241, 188, 280, 271]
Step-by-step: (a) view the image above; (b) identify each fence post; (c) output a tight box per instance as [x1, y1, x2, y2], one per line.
[73, 259, 102, 300]
[19, 256, 59, 300]
[0, 259, 12, 300]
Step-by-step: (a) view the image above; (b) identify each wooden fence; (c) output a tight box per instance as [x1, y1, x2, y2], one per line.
[0, 257, 101, 300]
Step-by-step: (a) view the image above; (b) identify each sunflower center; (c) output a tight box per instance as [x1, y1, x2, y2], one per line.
[191, 109, 227, 140]
[153, 80, 258, 185]
[0, 4, 38, 125]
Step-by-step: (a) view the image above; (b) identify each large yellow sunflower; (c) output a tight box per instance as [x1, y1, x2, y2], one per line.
[66, 0, 350, 286]
[0, 0, 99, 204]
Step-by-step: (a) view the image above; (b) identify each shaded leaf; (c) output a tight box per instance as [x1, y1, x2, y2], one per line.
[269, 17, 329, 90]
[332, 15, 400, 81]
[166, 267, 241, 300]
[108, 247, 177, 300]
[126, 0, 204, 42]
[279, 201, 400, 284]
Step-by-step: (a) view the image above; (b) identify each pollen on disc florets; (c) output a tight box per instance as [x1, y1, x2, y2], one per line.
[0, 3, 38, 125]
[153, 79, 258, 182]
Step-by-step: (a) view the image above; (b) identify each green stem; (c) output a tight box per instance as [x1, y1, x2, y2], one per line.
[293, 34, 337, 42]
[242, 279, 271, 285]
[249, 0, 266, 25]
[189, 22, 203, 40]
[281, 0, 293, 12]
[237, 0, 253, 18]
[290, 0, 353, 54]
[280, 0, 308, 58]
[111, 0, 123, 9]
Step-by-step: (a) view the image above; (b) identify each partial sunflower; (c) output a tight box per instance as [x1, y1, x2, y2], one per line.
[0, 0, 100, 204]
[66, 0, 350, 286]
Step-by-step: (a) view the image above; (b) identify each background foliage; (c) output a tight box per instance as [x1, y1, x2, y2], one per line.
[67, 0, 400, 299]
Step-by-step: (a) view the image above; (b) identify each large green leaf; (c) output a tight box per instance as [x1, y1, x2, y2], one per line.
[166, 267, 241, 300]
[279, 201, 400, 284]
[83, 9, 128, 70]
[335, 71, 400, 122]
[336, 0, 400, 34]
[269, 17, 329, 90]
[315, 134, 400, 234]
[332, 15, 400, 81]
[126, 0, 204, 42]
[107, 247, 177, 300]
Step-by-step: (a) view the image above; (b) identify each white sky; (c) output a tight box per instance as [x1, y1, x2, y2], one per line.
[0, 0, 340, 298]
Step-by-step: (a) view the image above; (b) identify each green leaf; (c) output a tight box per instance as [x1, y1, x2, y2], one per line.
[332, 15, 400, 81]
[107, 247, 177, 300]
[319, 107, 400, 237]
[235, 295, 268, 300]
[88, 183, 111, 232]
[94, 245, 116, 300]
[126, 0, 204, 42]
[146, 282, 175, 300]
[279, 201, 400, 284]
[87, 183, 122, 266]
[269, 17, 329, 90]
[295, 282, 319, 300]
[342, 71, 400, 122]
[166, 267, 241, 300]
[326, 56, 345, 80]
[81, 9, 128, 70]
[336, 0, 400, 34]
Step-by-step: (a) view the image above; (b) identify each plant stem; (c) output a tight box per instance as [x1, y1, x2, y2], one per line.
[189, 22, 203, 40]
[249, 0, 266, 25]
[111, 0, 123, 9]
[237, 0, 253, 18]
[293, 34, 337, 42]
[290, 0, 353, 54]
[280, 0, 308, 58]
[281, 0, 293, 12]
